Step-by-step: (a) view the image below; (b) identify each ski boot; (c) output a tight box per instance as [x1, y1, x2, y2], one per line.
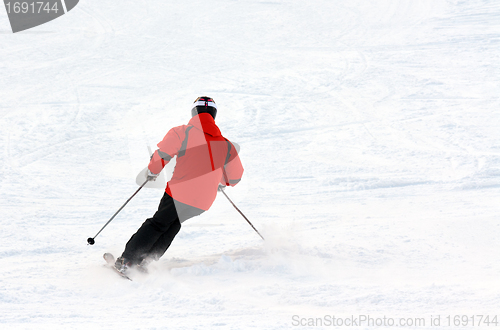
[114, 256, 132, 274]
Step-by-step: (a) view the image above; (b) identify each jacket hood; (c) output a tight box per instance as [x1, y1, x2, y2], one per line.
[188, 113, 221, 137]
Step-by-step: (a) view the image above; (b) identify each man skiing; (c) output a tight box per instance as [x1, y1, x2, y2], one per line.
[115, 96, 244, 273]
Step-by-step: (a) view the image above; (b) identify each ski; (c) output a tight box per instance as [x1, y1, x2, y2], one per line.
[103, 253, 132, 281]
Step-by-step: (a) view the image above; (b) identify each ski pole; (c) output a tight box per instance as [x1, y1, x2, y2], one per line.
[87, 179, 149, 245]
[220, 189, 264, 240]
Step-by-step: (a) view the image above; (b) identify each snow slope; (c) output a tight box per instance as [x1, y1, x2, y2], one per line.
[1, 0, 499, 329]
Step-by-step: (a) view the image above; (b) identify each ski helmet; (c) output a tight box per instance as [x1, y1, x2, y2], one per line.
[192, 96, 217, 119]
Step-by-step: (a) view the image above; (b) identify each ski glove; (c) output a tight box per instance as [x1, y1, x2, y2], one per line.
[218, 184, 226, 192]
[146, 169, 159, 181]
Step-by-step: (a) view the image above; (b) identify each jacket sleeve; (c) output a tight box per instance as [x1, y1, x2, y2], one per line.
[148, 126, 184, 174]
[221, 142, 244, 186]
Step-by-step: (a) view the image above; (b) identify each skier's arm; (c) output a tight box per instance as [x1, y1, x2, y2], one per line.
[148, 127, 184, 174]
[148, 150, 174, 174]
[221, 144, 244, 187]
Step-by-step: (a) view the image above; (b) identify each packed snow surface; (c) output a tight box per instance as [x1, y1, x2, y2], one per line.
[1, 0, 499, 329]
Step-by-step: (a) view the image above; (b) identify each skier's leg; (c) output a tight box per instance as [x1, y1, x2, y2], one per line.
[146, 218, 181, 260]
[145, 199, 205, 260]
[120, 219, 163, 264]
[120, 193, 179, 264]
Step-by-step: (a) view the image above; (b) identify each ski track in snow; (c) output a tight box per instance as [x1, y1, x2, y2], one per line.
[1, 0, 499, 328]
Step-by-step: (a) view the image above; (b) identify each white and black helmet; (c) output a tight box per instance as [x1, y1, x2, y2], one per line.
[191, 96, 217, 119]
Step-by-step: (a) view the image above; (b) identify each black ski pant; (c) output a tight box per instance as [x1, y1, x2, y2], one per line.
[121, 192, 205, 265]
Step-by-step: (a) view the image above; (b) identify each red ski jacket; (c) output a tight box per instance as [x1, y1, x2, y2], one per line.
[148, 113, 244, 210]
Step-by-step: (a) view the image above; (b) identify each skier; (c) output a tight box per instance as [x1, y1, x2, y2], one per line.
[115, 96, 244, 273]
